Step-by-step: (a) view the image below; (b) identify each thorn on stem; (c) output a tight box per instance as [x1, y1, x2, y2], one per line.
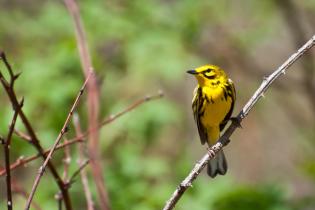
[13, 72, 21, 80]
[230, 117, 242, 128]
[221, 138, 231, 146]
[64, 126, 70, 133]
[263, 75, 269, 81]
[20, 97, 25, 107]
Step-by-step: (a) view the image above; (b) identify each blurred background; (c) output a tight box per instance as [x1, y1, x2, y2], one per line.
[0, 0, 315, 209]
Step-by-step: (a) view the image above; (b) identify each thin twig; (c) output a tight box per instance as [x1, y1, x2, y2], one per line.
[67, 159, 90, 186]
[73, 113, 95, 210]
[100, 91, 164, 127]
[0, 137, 83, 176]
[162, 35, 315, 210]
[62, 136, 72, 182]
[0, 92, 162, 176]
[0, 51, 17, 87]
[11, 178, 43, 210]
[25, 71, 93, 210]
[56, 159, 90, 210]
[13, 129, 32, 142]
[0, 52, 73, 210]
[63, 0, 110, 208]
[3, 99, 23, 210]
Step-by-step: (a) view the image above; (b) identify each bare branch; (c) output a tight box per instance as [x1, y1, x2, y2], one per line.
[73, 114, 95, 210]
[25, 71, 93, 210]
[67, 159, 90, 187]
[100, 91, 164, 127]
[0, 52, 73, 210]
[0, 51, 16, 86]
[162, 35, 315, 210]
[11, 179, 43, 210]
[13, 129, 32, 142]
[0, 137, 83, 177]
[62, 136, 72, 182]
[3, 99, 23, 210]
[0, 92, 162, 176]
[63, 0, 110, 208]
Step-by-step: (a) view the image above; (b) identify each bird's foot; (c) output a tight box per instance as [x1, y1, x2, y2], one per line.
[207, 146, 216, 158]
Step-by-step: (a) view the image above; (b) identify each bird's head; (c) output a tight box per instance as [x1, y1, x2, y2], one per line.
[187, 64, 227, 87]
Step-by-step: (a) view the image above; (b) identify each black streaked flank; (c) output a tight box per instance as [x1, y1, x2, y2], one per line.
[222, 87, 228, 101]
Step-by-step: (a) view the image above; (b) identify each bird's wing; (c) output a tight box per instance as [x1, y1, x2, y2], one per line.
[219, 78, 236, 131]
[192, 87, 208, 145]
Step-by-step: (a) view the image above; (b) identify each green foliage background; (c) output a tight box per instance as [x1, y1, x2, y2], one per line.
[1, 0, 315, 209]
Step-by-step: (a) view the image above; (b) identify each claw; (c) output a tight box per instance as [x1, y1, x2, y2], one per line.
[207, 147, 216, 158]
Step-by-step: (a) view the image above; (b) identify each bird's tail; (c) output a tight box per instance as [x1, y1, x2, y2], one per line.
[207, 150, 227, 178]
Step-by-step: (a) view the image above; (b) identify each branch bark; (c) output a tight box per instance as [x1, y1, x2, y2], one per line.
[162, 35, 315, 210]
[73, 114, 95, 210]
[0, 92, 162, 177]
[3, 99, 23, 210]
[63, 0, 110, 209]
[0, 137, 83, 176]
[25, 71, 92, 210]
[0, 52, 73, 210]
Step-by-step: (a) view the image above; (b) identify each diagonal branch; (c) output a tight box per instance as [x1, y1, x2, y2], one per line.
[0, 163, 43, 210]
[25, 71, 93, 210]
[0, 51, 73, 210]
[67, 159, 90, 187]
[13, 129, 32, 142]
[0, 137, 83, 176]
[0, 92, 163, 177]
[100, 91, 164, 127]
[162, 35, 315, 210]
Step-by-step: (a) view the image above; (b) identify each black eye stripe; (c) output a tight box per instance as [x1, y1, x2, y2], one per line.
[202, 69, 211, 76]
[204, 74, 216, 79]
[203, 69, 212, 76]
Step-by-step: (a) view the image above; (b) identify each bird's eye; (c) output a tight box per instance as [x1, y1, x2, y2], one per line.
[205, 69, 211, 73]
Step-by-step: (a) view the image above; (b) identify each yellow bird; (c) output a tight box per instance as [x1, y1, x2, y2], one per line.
[187, 64, 236, 178]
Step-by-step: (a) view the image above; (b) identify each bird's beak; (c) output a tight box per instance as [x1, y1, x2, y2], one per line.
[186, 70, 198, 75]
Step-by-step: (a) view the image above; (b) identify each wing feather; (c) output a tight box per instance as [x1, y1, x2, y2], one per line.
[219, 79, 236, 131]
[192, 87, 208, 145]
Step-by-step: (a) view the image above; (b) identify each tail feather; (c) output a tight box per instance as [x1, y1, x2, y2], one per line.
[207, 150, 227, 178]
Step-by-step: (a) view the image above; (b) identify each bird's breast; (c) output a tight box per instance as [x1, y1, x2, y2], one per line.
[200, 86, 232, 127]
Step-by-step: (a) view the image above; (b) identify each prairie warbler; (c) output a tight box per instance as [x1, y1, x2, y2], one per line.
[187, 64, 235, 178]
